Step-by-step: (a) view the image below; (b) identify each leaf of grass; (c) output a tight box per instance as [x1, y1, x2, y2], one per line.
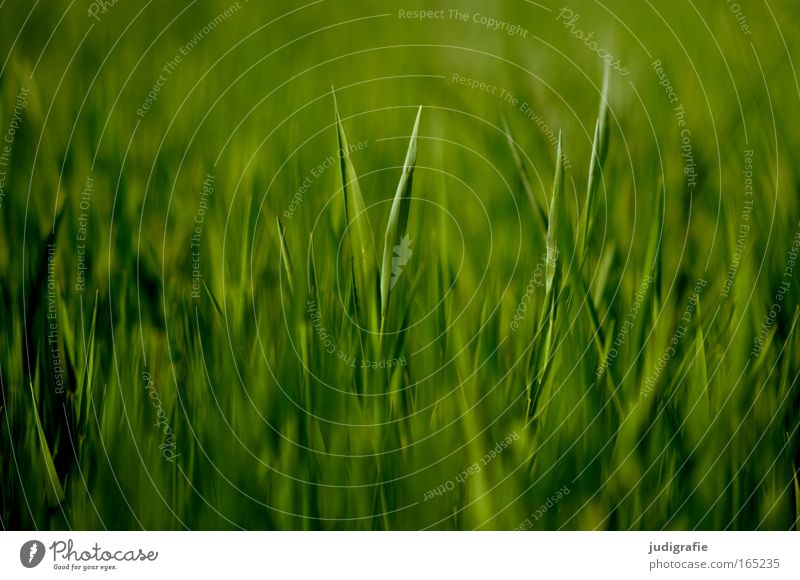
[544, 131, 564, 296]
[636, 179, 665, 382]
[527, 132, 565, 418]
[380, 106, 421, 330]
[684, 296, 709, 445]
[202, 280, 224, 322]
[333, 89, 379, 330]
[29, 380, 64, 506]
[501, 114, 548, 231]
[276, 216, 295, 295]
[76, 290, 99, 438]
[592, 243, 615, 305]
[577, 66, 610, 264]
[306, 232, 320, 304]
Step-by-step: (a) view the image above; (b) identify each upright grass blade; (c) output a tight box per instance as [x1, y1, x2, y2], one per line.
[544, 132, 564, 297]
[276, 216, 295, 295]
[380, 106, 421, 331]
[333, 89, 379, 330]
[592, 243, 615, 305]
[571, 255, 624, 421]
[240, 186, 254, 292]
[636, 180, 665, 374]
[649, 180, 665, 309]
[306, 232, 320, 303]
[29, 378, 64, 507]
[793, 462, 800, 531]
[202, 280, 224, 323]
[577, 66, 610, 264]
[683, 295, 709, 446]
[75, 290, 99, 441]
[576, 120, 600, 257]
[527, 132, 565, 418]
[501, 114, 548, 231]
[777, 306, 800, 403]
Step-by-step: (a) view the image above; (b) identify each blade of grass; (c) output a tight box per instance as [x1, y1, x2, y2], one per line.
[636, 180, 665, 383]
[306, 232, 321, 312]
[793, 460, 800, 530]
[544, 132, 564, 297]
[683, 295, 709, 446]
[276, 216, 295, 295]
[577, 66, 610, 264]
[501, 113, 548, 232]
[333, 89, 379, 331]
[76, 290, 99, 441]
[202, 280, 224, 323]
[29, 379, 64, 506]
[592, 243, 615, 306]
[527, 132, 565, 418]
[380, 106, 421, 331]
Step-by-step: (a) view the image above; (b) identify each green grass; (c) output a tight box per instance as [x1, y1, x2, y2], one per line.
[1, 0, 799, 530]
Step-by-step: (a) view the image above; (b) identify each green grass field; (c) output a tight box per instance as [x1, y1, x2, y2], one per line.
[1, 0, 799, 530]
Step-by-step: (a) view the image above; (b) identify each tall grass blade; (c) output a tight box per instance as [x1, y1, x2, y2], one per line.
[577, 66, 610, 263]
[333, 89, 379, 330]
[636, 179, 665, 383]
[544, 132, 564, 296]
[202, 280, 225, 323]
[276, 216, 295, 295]
[527, 132, 565, 418]
[380, 106, 421, 330]
[306, 232, 320, 303]
[29, 380, 64, 506]
[683, 296, 709, 446]
[76, 290, 99, 440]
[501, 114, 548, 231]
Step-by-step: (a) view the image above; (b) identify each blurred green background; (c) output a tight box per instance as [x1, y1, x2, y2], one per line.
[1, 0, 799, 530]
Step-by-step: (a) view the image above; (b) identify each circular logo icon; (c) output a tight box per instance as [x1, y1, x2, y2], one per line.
[20, 540, 46, 568]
